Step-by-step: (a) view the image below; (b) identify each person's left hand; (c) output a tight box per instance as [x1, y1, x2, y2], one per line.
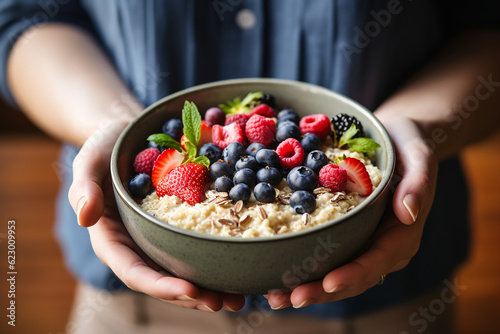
[266, 117, 438, 309]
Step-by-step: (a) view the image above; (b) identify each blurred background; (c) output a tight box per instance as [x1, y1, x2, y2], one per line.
[0, 97, 499, 333]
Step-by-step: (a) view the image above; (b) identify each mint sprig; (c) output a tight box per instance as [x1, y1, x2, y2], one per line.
[146, 133, 183, 152]
[338, 124, 381, 153]
[219, 91, 262, 114]
[182, 101, 201, 148]
[147, 100, 210, 168]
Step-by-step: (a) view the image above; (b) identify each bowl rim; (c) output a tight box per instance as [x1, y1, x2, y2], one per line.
[111, 78, 395, 244]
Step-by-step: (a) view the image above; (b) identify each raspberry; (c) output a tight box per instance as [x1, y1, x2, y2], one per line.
[245, 115, 276, 147]
[133, 148, 160, 175]
[249, 104, 276, 118]
[299, 114, 331, 140]
[212, 123, 245, 149]
[156, 163, 209, 205]
[276, 138, 304, 168]
[225, 113, 250, 131]
[318, 164, 347, 192]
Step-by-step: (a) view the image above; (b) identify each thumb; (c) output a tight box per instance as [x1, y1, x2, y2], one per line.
[68, 124, 124, 227]
[383, 117, 438, 225]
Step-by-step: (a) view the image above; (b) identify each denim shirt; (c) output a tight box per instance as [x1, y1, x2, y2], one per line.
[1, 0, 498, 318]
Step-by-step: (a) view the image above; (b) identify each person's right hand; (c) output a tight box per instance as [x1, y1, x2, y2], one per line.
[68, 121, 246, 312]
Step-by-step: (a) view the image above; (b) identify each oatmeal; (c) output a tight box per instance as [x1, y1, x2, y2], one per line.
[141, 148, 382, 238]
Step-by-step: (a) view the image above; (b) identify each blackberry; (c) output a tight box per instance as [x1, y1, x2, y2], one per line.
[331, 114, 365, 139]
[259, 93, 276, 108]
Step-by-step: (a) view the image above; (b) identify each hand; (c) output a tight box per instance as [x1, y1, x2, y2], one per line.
[68, 122, 246, 312]
[266, 117, 438, 309]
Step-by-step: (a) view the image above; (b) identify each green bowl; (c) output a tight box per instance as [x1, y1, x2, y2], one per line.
[111, 78, 395, 295]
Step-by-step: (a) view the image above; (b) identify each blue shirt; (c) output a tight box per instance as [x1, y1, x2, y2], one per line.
[1, 0, 498, 318]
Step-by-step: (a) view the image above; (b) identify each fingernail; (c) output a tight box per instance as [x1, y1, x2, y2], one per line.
[293, 298, 315, 309]
[198, 305, 216, 313]
[224, 305, 236, 312]
[76, 197, 87, 226]
[270, 303, 286, 310]
[403, 194, 419, 222]
[176, 294, 196, 301]
[326, 284, 348, 294]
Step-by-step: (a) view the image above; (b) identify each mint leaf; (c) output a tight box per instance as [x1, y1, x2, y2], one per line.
[185, 141, 197, 160]
[192, 156, 210, 168]
[347, 138, 381, 153]
[182, 101, 201, 151]
[147, 133, 183, 152]
[338, 124, 359, 147]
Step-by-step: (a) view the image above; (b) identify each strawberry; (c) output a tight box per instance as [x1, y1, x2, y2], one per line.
[318, 164, 347, 192]
[245, 114, 276, 147]
[151, 148, 185, 187]
[276, 138, 304, 168]
[225, 113, 250, 131]
[133, 148, 160, 175]
[299, 114, 331, 140]
[212, 123, 245, 149]
[180, 121, 212, 150]
[338, 157, 373, 196]
[249, 104, 276, 118]
[156, 163, 209, 205]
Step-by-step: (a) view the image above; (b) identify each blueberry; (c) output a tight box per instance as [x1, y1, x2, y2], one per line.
[256, 149, 280, 167]
[286, 166, 318, 192]
[305, 150, 329, 174]
[256, 166, 282, 187]
[199, 143, 222, 164]
[229, 183, 251, 203]
[148, 140, 165, 152]
[162, 118, 183, 141]
[233, 168, 256, 187]
[254, 182, 276, 203]
[289, 190, 316, 214]
[214, 176, 233, 193]
[277, 109, 300, 125]
[223, 142, 246, 166]
[276, 123, 302, 142]
[246, 143, 266, 157]
[277, 120, 297, 128]
[280, 167, 292, 178]
[301, 133, 321, 153]
[235, 156, 259, 172]
[129, 173, 152, 198]
[209, 161, 234, 180]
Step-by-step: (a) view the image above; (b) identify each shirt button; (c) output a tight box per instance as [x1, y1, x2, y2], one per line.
[235, 9, 256, 30]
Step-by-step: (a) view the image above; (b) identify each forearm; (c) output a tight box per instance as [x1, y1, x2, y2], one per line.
[7, 23, 142, 146]
[375, 29, 500, 160]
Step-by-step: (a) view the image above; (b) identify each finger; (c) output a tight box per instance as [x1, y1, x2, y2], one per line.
[289, 280, 327, 308]
[88, 220, 212, 304]
[321, 217, 420, 295]
[221, 293, 246, 312]
[266, 289, 292, 310]
[384, 118, 438, 225]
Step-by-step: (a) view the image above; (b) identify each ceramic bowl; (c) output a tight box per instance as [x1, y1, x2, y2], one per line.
[111, 78, 395, 295]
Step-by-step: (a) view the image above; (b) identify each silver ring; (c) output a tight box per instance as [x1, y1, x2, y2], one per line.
[378, 274, 386, 285]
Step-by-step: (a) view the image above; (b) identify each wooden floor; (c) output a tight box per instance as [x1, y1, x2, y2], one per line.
[0, 132, 499, 334]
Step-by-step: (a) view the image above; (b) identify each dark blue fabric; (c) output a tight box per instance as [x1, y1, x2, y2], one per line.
[1, 0, 496, 319]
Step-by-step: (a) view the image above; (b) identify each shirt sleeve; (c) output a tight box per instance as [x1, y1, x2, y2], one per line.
[0, 0, 92, 106]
